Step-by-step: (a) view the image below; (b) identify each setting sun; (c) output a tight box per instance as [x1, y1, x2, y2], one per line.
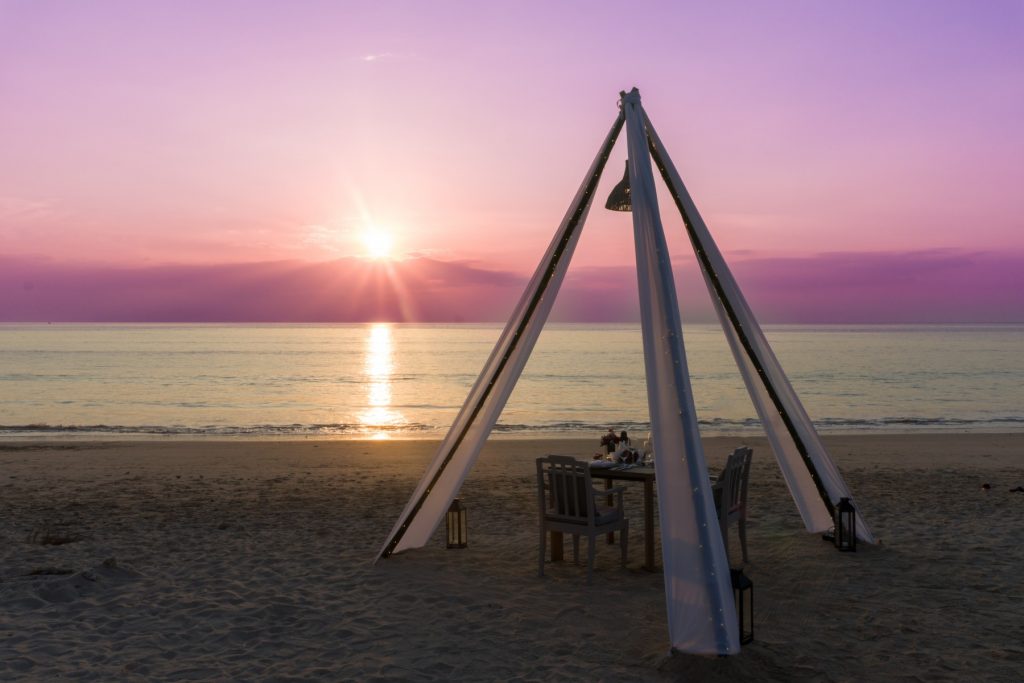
[361, 228, 394, 260]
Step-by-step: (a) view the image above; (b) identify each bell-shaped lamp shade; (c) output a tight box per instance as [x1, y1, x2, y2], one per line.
[605, 160, 632, 212]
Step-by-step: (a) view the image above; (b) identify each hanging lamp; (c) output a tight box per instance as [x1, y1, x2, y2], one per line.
[605, 160, 632, 211]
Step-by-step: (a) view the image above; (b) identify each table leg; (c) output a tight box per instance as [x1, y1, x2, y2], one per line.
[551, 531, 563, 562]
[644, 477, 655, 571]
[605, 479, 615, 544]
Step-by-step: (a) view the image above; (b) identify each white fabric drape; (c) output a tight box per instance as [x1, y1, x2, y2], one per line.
[624, 90, 739, 654]
[643, 113, 875, 543]
[377, 113, 624, 559]
[380, 89, 874, 659]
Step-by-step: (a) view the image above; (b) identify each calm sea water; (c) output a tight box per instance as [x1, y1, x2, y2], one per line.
[1, 323, 1022, 439]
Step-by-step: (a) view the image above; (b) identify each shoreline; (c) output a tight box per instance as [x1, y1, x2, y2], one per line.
[2, 433, 1022, 680]
[2, 426, 1024, 441]
[2, 431, 1023, 467]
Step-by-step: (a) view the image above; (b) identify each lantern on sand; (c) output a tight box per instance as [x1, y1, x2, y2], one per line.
[446, 498, 467, 549]
[834, 497, 857, 552]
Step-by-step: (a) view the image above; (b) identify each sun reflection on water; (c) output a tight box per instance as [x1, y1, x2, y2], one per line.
[360, 323, 403, 438]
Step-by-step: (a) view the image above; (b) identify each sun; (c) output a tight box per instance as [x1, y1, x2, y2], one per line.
[361, 228, 394, 260]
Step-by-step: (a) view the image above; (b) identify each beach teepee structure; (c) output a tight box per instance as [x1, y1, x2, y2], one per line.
[377, 88, 874, 655]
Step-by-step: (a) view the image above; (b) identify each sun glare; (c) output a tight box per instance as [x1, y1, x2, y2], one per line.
[360, 323, 403, 439]
[361, 228, 394, 260]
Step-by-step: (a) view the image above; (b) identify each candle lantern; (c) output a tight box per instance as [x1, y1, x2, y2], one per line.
[730, 568, 754, 645]
[446, 498, 468, 549]
[834, 497, 857, 552]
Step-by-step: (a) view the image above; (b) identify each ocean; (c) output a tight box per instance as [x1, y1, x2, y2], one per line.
[1, 323, 1022, 440]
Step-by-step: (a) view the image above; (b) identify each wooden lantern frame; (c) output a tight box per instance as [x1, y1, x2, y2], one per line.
[446, 498, 468, 549]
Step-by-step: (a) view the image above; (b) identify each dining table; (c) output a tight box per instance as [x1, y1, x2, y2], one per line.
[546, 462, 724, 573]
[546, 464, 658, 572]
[589, 465, 658, 571]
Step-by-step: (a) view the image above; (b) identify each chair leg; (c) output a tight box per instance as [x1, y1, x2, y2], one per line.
[721, 518, 731, 566]
[539, 526, 546, 577]
[620, 521, 629, 568]
[586, 535, 596, 585]
[738, 517, 748, 564]
[572, 534, 580, 565]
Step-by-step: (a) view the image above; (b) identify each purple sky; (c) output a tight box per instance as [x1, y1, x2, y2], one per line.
[2, 1, 1022, 322]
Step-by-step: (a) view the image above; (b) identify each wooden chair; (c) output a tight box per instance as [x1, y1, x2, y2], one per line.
[536, 455, 629, 584]
[712, 447, 753, 565]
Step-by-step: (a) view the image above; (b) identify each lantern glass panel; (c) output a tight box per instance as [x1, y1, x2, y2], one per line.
[835, 497, 857, 552]
[446, 499, 467, 549]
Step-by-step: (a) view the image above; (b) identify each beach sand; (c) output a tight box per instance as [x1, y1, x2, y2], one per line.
[1, 434, 1022, 681]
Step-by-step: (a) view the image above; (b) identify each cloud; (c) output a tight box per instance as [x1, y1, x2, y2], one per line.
[0, 256, 526, 322]
[301, 223, 351, 254]
[723, 249, 1024, 323]
[554, 249, 1024, 324]
[2, 249, 1022, 323]
[0, 195, 55, 223]
[359, 52, 416, 63]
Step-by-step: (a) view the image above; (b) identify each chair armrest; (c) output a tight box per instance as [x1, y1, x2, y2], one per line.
[592, 486, 626, 496]
[593, 486, 626, 514]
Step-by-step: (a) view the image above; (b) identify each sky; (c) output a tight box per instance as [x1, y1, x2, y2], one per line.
[2, 0, 1022, 323]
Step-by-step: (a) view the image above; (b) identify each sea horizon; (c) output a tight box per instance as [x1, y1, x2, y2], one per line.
[3, 322, 1022, 441]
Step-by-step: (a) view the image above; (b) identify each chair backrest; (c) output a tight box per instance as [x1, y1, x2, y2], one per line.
[719, 447, 752, 515]
[536, 455, 594, 525]
[736, 446, 753, 508]
[720, 448, 745, 511]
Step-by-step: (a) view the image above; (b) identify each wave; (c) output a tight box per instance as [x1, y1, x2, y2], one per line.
[3, 416, 1024, 438]
[497, 416, 1024, 433]
[0, 423, 435, 437]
